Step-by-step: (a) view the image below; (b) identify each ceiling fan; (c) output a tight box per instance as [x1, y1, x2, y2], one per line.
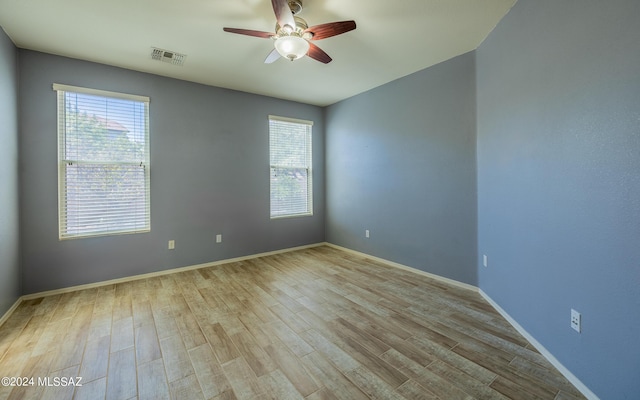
[223, 0, 356, 64]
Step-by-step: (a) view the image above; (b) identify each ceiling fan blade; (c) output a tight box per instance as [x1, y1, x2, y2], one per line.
[305, 20, 356, 40]
[271, 0, 296, 29]
[223, 27, 274, 38]
[307, 42, 332, 64]
[264, 48, 281, 64]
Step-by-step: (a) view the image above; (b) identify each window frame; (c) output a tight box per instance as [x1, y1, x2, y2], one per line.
[269, 115, 313, 219]
[54, 83, 151, 240]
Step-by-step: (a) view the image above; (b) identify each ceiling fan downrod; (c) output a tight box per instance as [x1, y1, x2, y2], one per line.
[287, 0, 303, 15]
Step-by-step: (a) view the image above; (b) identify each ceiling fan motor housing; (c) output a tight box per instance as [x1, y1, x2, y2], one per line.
[275, 16, 308, 35]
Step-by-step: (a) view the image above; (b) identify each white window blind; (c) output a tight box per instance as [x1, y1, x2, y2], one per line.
[54, 84, 150, 239]
[269, 115, 313, 218]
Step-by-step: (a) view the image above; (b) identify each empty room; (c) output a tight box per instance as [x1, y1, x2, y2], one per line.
[0, 0, 638, 399]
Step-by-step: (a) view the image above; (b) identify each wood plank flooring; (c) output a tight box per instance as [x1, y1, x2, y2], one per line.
[0, 246, 585, 400]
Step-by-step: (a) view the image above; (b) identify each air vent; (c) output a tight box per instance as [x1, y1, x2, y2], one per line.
[151, 47, 186, 66]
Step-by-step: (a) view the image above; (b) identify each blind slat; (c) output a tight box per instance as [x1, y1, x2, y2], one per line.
[269, 117, 312, 218]
[57, 86, 150, 239]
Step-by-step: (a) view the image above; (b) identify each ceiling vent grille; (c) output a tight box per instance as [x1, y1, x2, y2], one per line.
[151, 47, 186, 66]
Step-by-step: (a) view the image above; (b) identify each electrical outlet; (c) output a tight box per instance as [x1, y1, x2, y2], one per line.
[365, 229, 370, 238]
[168, 240, 175, 250]
[571, 309, 581, 333]
[483, 254, 488, 267]
[216, 234, 222, 243]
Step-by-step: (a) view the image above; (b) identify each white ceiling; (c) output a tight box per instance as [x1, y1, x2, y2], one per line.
[0, 0, 515, 106]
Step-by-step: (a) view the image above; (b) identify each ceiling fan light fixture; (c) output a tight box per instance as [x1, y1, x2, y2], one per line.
[274, 35, 309, 61]
[223, 0, 355, 64]
[282, 24, 294, 34]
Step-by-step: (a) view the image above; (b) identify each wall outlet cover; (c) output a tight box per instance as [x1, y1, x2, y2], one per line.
[571, 309, 581, 333]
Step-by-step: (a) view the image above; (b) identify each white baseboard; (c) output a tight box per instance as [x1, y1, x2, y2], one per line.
[1, 241, 598, 400]
[324, 243, 598, 399]
[2, 242, 324, 326]
[479, 290, 599, 400]
[324, 242, 478, 292]
[20, 242, 326, 301]
[0, 297, 23, 327]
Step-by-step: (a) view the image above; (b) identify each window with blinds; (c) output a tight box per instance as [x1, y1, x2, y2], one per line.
[54, 84, 150, 239]
[269, 115, 313, 218]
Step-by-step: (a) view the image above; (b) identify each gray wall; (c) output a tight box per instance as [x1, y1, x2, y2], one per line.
[477, 0, 640, 398]
[0, 28, 20, 316]
[325, 52, 478, 285]
[11, 2, 639, 395]
[19, 50, 324, 294]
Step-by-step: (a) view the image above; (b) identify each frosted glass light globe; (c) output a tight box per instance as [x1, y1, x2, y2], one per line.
[274, 36, 310, 61]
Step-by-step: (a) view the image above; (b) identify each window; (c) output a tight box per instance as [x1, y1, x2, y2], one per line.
[54, 84, 150, 239]
[269, 115, 313, 218]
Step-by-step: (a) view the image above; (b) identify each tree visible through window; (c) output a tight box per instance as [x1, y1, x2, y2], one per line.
[269, 116, 313, 218]
[55, 84, 150, 239]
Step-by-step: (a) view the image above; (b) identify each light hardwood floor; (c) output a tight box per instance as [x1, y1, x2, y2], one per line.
[0, 246, 585, 400]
